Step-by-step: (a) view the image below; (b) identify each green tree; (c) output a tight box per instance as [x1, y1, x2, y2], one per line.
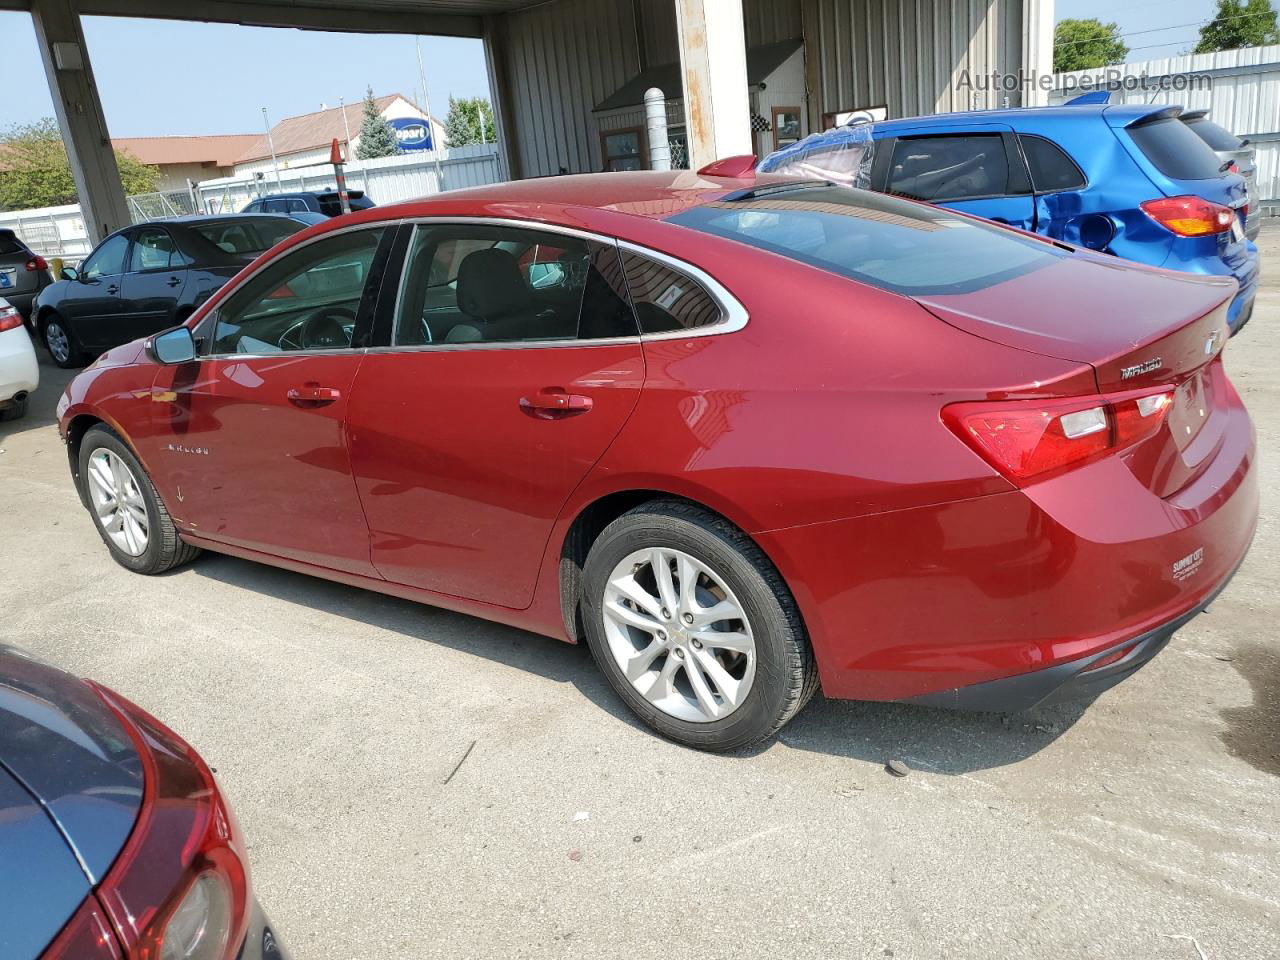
[1195, 0, 1279, 53]
[354, 86, 400, 160]
[1054, 18, 1129, 73]
[443, 96, 495, 148]
[0, 117, 158, 211]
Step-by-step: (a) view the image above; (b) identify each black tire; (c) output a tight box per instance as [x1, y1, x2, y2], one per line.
[78, 425, 201, 574]
[42, 314, 85, 368]
[581, 500, 818, 752]
[0, 395, 26, 422]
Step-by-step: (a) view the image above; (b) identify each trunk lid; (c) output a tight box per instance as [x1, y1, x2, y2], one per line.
[917, 252, 1235, 496]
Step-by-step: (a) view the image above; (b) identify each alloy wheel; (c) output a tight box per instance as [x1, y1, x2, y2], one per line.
[46, 322, 70, 364]
[602, 547, 756, 723]
[85, 449, 149, 557]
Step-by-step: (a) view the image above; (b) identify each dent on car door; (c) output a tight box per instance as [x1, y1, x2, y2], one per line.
[344, 221, 645, 608]
[119, 227, 190, 339]
[884, 130, 1035, 230]
[1017, 134, 1101, 248]
[144, 225, 394, 575]
[64, 232, 130, 348]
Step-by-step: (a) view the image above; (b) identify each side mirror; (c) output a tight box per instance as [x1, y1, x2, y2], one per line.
[61, 267, 78, 282]
[147, 325, 196, 365]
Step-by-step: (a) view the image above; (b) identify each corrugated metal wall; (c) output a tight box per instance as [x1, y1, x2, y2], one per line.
[496, 0, 1025, 178]
[498, 0, 641, 178]
[800, 0, 1025, 124]
[1050, 45, 1280, 203]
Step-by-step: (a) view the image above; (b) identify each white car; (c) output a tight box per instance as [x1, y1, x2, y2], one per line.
[0, 296, 38, 421]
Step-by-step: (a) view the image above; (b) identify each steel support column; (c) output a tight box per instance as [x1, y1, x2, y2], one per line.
[674, 0, 752, 170]
[30, 0, 130, 242]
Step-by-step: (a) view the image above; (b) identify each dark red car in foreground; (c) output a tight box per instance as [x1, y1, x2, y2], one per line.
[57, 167, 1257, 751]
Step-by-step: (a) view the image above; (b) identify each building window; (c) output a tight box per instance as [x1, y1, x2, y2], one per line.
[601, 127, 645, 171]
[772, 107, 802, 150]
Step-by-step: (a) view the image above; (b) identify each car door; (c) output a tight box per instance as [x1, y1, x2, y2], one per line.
[345, 220, 644, 608]
[119, 226, 191, 341]
[1016, 134, 1098, 247]
[145, 224, 395, 576]
[59, 232, 130, 349]
[881, 130, 1035, 230]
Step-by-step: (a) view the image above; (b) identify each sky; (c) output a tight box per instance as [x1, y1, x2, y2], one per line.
[1056, 0, 1232, 59]
[0, 13, 491, 137]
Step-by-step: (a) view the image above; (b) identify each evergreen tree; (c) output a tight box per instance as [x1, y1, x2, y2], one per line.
[444, 96, 496, 148]
[1195, 0, 1279, 53]
[354, 87, 400, 160]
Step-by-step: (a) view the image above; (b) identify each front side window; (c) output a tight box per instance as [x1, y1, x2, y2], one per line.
[668, 185, 1063, 296]
[887, 135, 1011, 202]
[619, 251, 724, 333]
[393, 223, 635, 346]
[128, 228, 182, 272]
[1019, 135, 1087, 193]
[82, 234, 130, 280]
[211, 228, 384, 354]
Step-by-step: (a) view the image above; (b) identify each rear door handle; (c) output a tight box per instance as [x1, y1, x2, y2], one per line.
[287, 385, 342, 406]
[106, 284, 119, 294]
[519, 389, 593, 419]
[166, 276, 182, 287]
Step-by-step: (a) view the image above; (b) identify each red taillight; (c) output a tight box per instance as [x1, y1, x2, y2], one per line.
[39, 898, 122, 959]
[26, 255, 48, 272]
[1140, 196, 1234, 237]
[0, 304, 22, 332]
[85, 684, 249, 960]
[943, 387, 1174, 485]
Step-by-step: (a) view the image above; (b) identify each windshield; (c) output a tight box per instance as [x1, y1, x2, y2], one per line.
[667, 185, 1063, 296]
[192, 218, 303, 257]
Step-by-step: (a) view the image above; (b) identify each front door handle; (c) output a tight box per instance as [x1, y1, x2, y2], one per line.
[106, 284, 119, 294]
[166, 276, 181, 287]
[287, 384, 342, 407]
[519, 389, 593, 419]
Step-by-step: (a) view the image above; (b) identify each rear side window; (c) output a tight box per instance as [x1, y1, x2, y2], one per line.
[192, 218, 302, 256]
[619, 251, 724, 333]
[887, 135, 1010, 202]
[1183, 117, 1244, 151]
[392, 223, 635, 345]
[1128, 117, 1225, 180]
[1019, 135, 1086, 192]
[667, 185, 1063, 296]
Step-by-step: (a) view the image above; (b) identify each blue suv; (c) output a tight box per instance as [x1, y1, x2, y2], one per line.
[865, 104, 1259, 333]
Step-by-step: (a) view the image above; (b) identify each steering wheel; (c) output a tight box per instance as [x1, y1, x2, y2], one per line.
[281, 307, 356, 351]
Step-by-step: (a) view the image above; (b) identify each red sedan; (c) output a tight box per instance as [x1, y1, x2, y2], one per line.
[57, 169, 1257, 751]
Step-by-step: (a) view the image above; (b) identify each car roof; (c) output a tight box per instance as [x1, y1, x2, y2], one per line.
[365, 169, 783, 223]
[154, 213, 301, 225]
[872, 102, 1179, 133]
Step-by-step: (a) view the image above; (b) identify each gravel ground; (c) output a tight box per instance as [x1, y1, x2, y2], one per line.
[2, 229, 1277, 960]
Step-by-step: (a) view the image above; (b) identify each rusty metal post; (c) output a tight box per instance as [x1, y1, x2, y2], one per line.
[673, 0, 751, 170]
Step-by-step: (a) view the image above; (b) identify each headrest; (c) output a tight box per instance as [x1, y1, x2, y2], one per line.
[456, 248, 530, 320]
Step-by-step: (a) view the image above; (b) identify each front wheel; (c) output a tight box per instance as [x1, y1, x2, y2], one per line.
[78, 425, 200, 574]
[581, 500, 818, 751]
[43, 315, 85, 368]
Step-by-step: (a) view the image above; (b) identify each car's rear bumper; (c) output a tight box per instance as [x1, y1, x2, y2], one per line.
[0, 326, 39, 403]
[903, 548, 1246, 712]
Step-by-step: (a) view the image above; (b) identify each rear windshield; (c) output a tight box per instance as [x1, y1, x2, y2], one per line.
[666, 185, 1063, 296]
[1183, 116, 1245, 152]
[191, 218, 303, 257]
[1128, 117, 1225, 180]
[0, 236, 27, 256]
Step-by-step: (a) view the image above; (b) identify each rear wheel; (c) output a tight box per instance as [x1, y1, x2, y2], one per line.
[78, 425, 200, 574]
[43, 314, 84, 368]
[0, 395, 26, 422]
[581, 500, 817, 751]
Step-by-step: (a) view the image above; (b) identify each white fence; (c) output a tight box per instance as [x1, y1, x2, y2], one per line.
[0, 203, 92, 263]
[1052, 45, 1280, 207]
[195, 143, 501, 213]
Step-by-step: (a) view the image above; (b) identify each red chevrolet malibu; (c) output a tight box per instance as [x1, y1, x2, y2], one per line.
[57, 168, 1257, 751]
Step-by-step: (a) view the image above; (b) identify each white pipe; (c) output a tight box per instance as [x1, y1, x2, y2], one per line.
[644, 87, 671, 171]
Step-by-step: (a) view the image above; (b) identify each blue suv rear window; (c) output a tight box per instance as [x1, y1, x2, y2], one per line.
[668, 185, 1063, 296]
[1128, 117, 1225, 181]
